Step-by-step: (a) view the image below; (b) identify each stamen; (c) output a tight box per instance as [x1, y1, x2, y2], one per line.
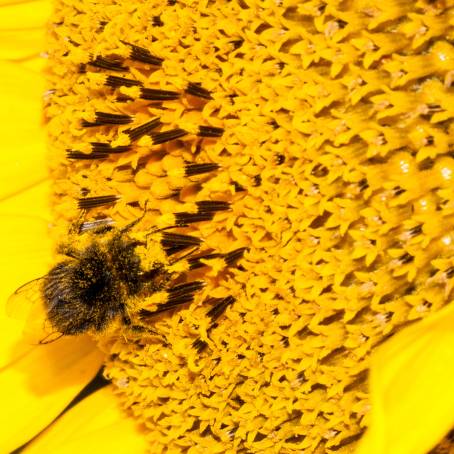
[174, 212, 214, 225]
[167, 281, 205, 300]
[151, 128, 188, 145]
[297, 371, 306, 384]
[184, 163, 220, 176]
[105, 75, 142, 88]
[188, 252, 222, 270]
[91, 142, 132, 154]
[233, 181, 246, 192]
[197, 125, 224, 138]
[139, 87, 180, 101]
[140, 281, 205, 317]
[185, 82, 213, 100]
[126, 118, 161, 141]
[408, 224, 423, 237]
[196, 201, 230, 213]
[152, 16, 164, 27]
[122, 41, 163, 66]
[358, 178, 369, 191]
[67, 150, 109, 160]
[192, 338, 208, 353]
[224, 247, 248, 266]
[191, 296, 236, 353]
[78, 195, 119, 209]
[88, 55, 127, 71]
[230, 39, 244, 50]
[81, 112, 133, 127]
[275, 153, 285, 165]
[206, 296, 235, 322]
[160, 232, 203, 249]
[398, 252, 414, 264]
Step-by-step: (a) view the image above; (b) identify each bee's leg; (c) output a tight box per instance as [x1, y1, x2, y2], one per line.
[122, 313, 168, 344]
[68, 209, 114, 235]
[68, 209, 87, 234]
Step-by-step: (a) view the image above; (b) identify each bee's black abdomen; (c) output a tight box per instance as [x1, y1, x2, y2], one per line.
[43, 238, 137, 335]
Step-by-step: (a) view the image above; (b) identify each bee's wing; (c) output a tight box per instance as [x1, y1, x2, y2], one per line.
[6, 277, 44, 319]
[6, 277, 62, 344]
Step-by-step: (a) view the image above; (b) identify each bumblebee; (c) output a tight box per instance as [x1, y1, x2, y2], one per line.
[8, 45, 246, 344]
[8, 201, 246, 343]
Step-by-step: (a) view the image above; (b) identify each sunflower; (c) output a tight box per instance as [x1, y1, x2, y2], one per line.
[2, 0, 454, 453]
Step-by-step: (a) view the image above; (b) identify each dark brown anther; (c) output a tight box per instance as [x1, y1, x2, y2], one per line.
[187, 252, 222, 270]
[184, 163, 220, 176]
[197, 125, 224, 138]
[398, 252, 414, 264]
[275, 153, 285, 164]
[140, 281, 205, 317]
[174, 212, 214, 226]
[206, 296, 235, 322]
[230, 39, 244, 50]
[67, 150, 109, 160]
[196, 201, 230, 213]
[233, 181, 246, 192]
[393, 186, 405, 196]
[224, 247, 248, 266]
[161, 232, 202, 250]
[125, 118, 161, 141]
[192, 338, 208, 353]
[151, 128, 188, 145]
[91, 142, 132, 154]
[105, 75, 142, 88]
[81, 112, 133, 127]
[121, 41, 163, 66]
[139, 87, 180, 101]
[185, 82, 213, 100]
[78, 195, 119, 209]
[88, 55, 127, 72]
[152, 15, 164, 26]
[407, 224, 423, 238]
[358, 178, 369, 191]
[253, 175, 262, 186]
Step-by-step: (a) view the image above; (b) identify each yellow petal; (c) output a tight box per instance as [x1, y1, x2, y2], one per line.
[0, 61, 48, 200]
[357, 303, 454, 454]
[0, 180, 52, 368]
[0, 335, 104, 453]
[0, 1, 51, 30]
[0, 29, 46, 60]
[18, 55, 47, 72]
[24, 386, 147, 454]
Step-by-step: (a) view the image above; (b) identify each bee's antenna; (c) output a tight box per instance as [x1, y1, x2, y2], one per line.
[168, 246, 200, 265]
[120, 200, 150, 233]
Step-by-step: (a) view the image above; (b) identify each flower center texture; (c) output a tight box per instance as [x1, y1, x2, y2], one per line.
[45, 0, 454, 452]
